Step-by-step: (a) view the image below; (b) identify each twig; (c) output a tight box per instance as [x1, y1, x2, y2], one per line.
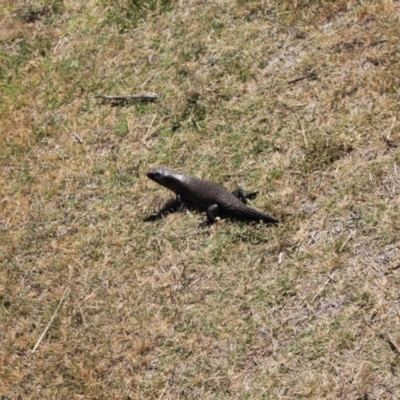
[146, 114, 157, 138]
[142, 114, 157, 149]
[382, 182, 393, 199]
[311, 272, 336, 304]
[388, 117, 397, 139]
[295, 113, 308, 148]
[288, 72, 318, 84]
[141, 73, 156, 88]
[396, 308, 400, 322]
[338, 235, 352, 252]
[94, 93, 158, 102]
[379, 333, 400, 355]
[370, 39, 387, 46]
[32, 287, 70, 353]
[72, 132, 83, 143]
[157, 380, 169, 400]
[384, 117, 397, 148]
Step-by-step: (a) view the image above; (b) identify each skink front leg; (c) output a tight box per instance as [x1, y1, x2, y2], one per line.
[206, 204, 219, 223]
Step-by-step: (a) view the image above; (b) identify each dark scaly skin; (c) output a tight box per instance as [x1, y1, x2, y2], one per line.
[146, 168, 278, 224]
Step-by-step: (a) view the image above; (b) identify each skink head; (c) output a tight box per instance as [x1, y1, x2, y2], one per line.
[147, 168, 171, 182]
[147, 168, 182, 192]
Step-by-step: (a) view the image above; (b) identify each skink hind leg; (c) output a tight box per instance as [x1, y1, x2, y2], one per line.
[231, 188, 259, 204]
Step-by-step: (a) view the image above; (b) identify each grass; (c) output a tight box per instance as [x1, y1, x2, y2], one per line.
[1, 0, 400, 398]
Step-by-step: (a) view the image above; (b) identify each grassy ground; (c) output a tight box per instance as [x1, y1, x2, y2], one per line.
[1, 0, 400, 398]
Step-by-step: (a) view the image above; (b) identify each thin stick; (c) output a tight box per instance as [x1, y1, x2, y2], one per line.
[94, 93, 158, 101]
[141, 73, 156, 88]
[72, 132, 83, 143]
[157, 380, 169, 400]
[145, 114, 157, 138]
[295, 113, 308, 148]
[386, 116, 396, 141]
[311, 272, 336, 304]
[288, 72, 317, 84]
[379, 333, 400, 355]
[142, 114, 157, 149]
[32, 288, 70, 353]
[338, 235, 352, 252]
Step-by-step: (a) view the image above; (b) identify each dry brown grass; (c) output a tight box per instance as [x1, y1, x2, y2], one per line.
[1, 0, 400, 398]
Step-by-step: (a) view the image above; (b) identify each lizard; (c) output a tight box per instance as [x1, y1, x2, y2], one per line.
[145, 168, 278, 225]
